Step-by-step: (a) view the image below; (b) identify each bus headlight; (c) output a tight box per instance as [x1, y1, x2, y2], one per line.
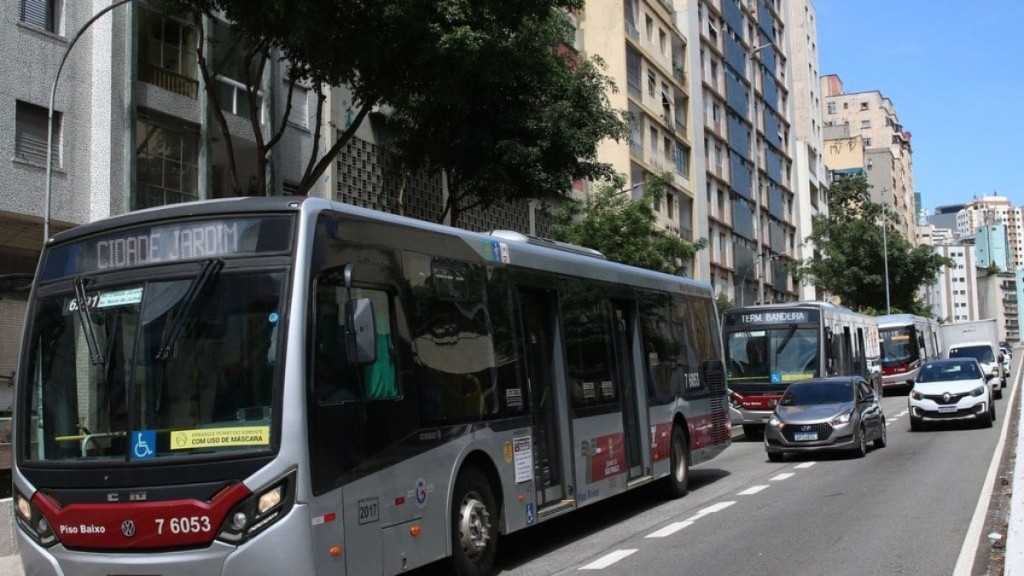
[13, 490, 58, 548]
[217, 471, 295, 545]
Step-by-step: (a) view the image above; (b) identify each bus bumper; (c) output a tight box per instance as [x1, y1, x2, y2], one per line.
[882, 367, 919, 389]
[729, 405, 775, 427]
[16, 504, 316, 576]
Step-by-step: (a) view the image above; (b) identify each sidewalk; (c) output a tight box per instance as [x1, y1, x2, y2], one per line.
[0, 554, 21, 576]
[1005, 366, 1024, 574]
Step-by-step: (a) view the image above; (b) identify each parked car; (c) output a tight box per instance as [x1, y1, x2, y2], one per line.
[999, 341, 1012, 359]
[908, 358, 995, 431]
[764, 376, 886, 462]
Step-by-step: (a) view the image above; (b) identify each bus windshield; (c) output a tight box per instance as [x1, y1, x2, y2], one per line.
[880, 327, 917, 365]
[21, 268, 285, 463]
[726, 327, 819, 384]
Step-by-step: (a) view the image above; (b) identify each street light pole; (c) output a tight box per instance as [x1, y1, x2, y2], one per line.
[881, 187, 891, 314]
[44, 0, 134, 243]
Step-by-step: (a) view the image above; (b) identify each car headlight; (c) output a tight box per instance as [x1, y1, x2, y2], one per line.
[829, 411, 853, 426]
[910, 390, 923, 400]
[768, 416, 782, 428]
[970, 385, 986, 397]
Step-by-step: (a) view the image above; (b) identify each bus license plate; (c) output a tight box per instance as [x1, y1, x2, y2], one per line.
[793, 432, 817, 441]
[937, 405, 957, 414]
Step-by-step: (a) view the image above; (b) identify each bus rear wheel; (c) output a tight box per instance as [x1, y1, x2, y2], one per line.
[661, 424, 690, 499]
[450, 466, 498, 576]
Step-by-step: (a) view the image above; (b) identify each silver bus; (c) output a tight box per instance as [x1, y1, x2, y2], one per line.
[877, 313, 943, 392]
[13, 197, 730, 576]
[722, 302, 881, 438]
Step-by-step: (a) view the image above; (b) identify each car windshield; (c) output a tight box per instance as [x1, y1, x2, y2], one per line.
[780, 381, 853, 405]
[917, 362, 981, 382]
[20, 269, 285, 463]
[949, 345, 994, 363]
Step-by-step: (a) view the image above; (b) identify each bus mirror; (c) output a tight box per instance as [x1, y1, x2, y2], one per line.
[345, 298, 378, 365]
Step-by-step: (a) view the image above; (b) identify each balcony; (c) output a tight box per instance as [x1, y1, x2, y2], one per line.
[139, 63, 198, 99]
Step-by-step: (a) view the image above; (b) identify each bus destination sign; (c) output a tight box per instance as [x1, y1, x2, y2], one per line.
[725, 309, 819, 326]
[41, 216, 292, 280]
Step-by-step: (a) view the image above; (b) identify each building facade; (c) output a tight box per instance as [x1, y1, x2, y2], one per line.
[926, 244, 980, 323]
[955, 195, 1024, 270]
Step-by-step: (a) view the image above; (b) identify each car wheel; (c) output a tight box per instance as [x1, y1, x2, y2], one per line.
[995, 387, 1003, 400]
[873, 420, 887, 449]
[449, 467, 499, 576]
[992, 401, 997, 423]
[742, 424, 763, 440]
[910, 417, 923, 432]
[767, 450, 784, 462]
[851, 426, 867, 458]
[660, 424, 690, 499]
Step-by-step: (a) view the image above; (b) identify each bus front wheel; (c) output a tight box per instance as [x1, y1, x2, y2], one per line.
[450, 466, 499, 576]
[661, 424, 690, 499]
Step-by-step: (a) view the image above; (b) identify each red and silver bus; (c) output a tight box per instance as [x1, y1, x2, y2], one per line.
[13, 197, 730, 576]
[722, 302, 881, 438]
[877, 313, 943, 392]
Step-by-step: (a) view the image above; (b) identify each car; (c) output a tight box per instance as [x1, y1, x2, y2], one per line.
[908, 358, 995, 431]
[764, 376, 886, 462]
[948, 343, 1003, 399]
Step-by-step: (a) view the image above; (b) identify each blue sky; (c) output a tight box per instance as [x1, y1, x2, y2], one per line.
[815, 1, 1024, 213]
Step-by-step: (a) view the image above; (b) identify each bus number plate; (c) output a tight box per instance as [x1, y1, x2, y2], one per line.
[793, 432, 817, 441]
[358, 497, 379, 525]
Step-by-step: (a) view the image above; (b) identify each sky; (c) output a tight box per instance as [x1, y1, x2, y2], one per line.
[814, 1, 1024, 213]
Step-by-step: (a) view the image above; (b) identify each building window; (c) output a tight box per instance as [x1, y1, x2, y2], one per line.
[860, 102, 869, 111]
[15, 100, 60, 167]
[675, 143, 690, 178]
[826, 101, 835, 114]
[286, 83, 310, 128]
[667, 192, 675, 219]
[139, 9, 199, 99]
[860, 119, 871, 129]
[135, 114, 199, 209]
[21, 0, 59, 33]
[864, 138, 872, 147]
[645, 15, 654, 40]
[648, 72, 656, 97]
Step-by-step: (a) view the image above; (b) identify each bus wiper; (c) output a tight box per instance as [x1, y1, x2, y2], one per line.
[775, 325, 798, 356]
[156, 259, 224, 361]
[73, 276, 105, 365]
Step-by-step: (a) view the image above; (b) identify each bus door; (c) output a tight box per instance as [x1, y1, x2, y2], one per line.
[611, 300, 647, 481]
[518, 288, 567, 508]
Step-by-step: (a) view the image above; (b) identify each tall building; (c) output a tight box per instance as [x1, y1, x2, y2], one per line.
[975, 224, 1012, 271]
[783, 0, 828, 301]
[955, 195, 1024, 269]
[927, 244, 980, 323]
[977, 272, 1019, 342]
[820, 74, 916, 244]
[582, 0, 697, 273]
[672, 0, 796, 305]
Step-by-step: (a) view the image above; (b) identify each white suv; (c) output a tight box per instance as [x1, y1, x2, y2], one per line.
[909, 358, 995, 431]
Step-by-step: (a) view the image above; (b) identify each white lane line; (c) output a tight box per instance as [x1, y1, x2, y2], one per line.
[794, 462, 816, 469]
[770, 473, 795, 481]
[693, 501, 736, 517]
[645, 520, 694, 538]
[579, 549, 638, 570]
[737, 485, 769, 496]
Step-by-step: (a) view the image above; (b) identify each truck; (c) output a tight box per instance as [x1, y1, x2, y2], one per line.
[940, 319, 1005, 398]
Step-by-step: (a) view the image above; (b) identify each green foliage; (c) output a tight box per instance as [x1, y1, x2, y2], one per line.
[715, 293, 733, 318]
[791, 176, 951, 315]
[163, 0, 627, 222]
[552, 174, 707, 276]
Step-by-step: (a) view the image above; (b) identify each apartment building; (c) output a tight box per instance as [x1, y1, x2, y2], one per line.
[579, 0, 696, 274]
[955, 195, 1024, 269]
[926, 244, 980, 323]
[670, 0, 796, 304]
[820, 73, 916, 244]
[782, 0, 827, 301]
[977, 271, 1019, 343]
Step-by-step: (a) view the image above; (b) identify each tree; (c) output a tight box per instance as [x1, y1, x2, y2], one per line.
[164, 0, 628, 224]
[552, 174, 707, 276]
[715, 293, 733, 318]
[791, 176, 950, 315]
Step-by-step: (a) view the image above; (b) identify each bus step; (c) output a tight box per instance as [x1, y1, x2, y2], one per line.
[538, 500, 576, 520]
[626, 475, 654, 489]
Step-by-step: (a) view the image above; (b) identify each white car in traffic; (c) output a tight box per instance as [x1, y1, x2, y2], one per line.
[909, 358, 995, 431]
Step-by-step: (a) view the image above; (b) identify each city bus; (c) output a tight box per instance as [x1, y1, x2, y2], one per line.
[877, 313, 943, 393]
[12, 196, 731, 576]
[722, 302, 881, 438]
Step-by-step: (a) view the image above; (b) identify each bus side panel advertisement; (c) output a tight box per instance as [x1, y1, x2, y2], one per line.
[585, 433, 625, 482]
[650, 422, 673, 462]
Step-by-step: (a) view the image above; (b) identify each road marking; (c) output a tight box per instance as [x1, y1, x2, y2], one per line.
[793, 462, 816, 469]
[770, 473, 795, 481]
[737, 485, 769, 496]
[693, 501, 736, 517]
[645, 520, 694, 538]
[579, 549, 637, 570]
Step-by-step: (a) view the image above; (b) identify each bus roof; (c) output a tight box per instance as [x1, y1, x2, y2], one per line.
[45, 196, 713, 297]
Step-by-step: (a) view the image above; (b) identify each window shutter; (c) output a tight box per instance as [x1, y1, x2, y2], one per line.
[15, 102, 59, 167]
[21, 0, 53, 32]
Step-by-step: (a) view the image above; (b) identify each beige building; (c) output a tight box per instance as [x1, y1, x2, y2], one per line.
[956, 195, 1024, 270]
[820, 74, 916, 244]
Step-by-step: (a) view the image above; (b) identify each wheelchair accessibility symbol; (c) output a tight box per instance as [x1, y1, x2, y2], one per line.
[132, 430, 156, 460]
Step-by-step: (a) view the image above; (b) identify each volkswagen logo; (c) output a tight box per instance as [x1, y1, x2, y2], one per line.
[121, 520, 136, 538]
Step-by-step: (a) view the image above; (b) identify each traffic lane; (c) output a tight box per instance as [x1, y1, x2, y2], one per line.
[572, 409, 1000, 576]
